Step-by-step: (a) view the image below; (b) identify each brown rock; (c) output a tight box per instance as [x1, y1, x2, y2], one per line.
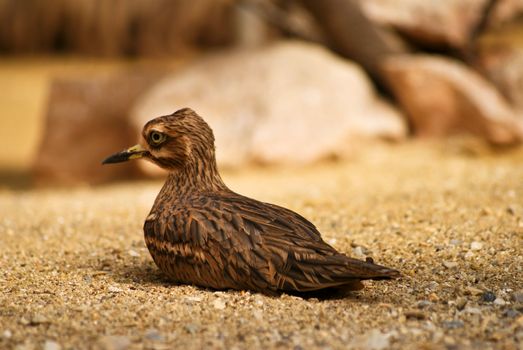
[359, 0, 489, 48]
[479, 46, 523, 112]
[33, 70, 164, 185]
[131, 41, 407, 175]
[383, 54, 523, 144]
[487, 0, 523, 28]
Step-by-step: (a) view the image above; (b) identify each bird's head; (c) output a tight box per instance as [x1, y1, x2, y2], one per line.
[102, 108, 216, 171]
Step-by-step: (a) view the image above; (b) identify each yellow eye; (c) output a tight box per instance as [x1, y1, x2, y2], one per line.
[149, 131, 166, 145]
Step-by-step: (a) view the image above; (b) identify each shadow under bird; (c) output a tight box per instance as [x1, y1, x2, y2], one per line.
[103, 108, 399, 297]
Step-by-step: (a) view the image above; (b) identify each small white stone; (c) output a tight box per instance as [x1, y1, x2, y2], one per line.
[128, 249, 140, 257]
[470, 241, 483, 251]
[494, 298, 506, 306]
[352, 246, 365, 258]
[213, 299, 226, 310]
[443, 261, 458, 269]
[363, 329, 390, 350]
[464, 307, 482, 315]
[2, 330, 12, 339]
[43, 340, 62, 350]
[98, 335, 131, 350]
[108, 286, 123, 293]
[184, 296, 202, 303]
[253, 309, 263, 320]
[464, 251, 475, 259]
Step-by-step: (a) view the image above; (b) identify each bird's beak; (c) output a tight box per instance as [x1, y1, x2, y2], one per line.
[102, 144, 147, 164]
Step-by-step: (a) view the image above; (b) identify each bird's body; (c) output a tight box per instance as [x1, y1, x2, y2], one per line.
[103, 108, 399, 296]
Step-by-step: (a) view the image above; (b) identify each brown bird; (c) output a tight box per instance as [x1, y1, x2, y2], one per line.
[103, 108, 399, 297]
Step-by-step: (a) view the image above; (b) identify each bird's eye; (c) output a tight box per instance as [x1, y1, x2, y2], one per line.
[149, 131, 166, 145]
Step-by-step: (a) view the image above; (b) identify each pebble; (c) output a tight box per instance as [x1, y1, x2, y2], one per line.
[253, 309, 263, 320]
[464, 307, 482, 315]
[493, 298, 506, 306]
[352, 246, 365, 258]
[2, 330, 12, 339]
[442, 320, 464, 329]
[427, 281, 439, 290]
[443, 261, 458, 269]
[417, 300, 431, 309]
[455, 297, 467, 311]
[443, 336, 456, 346]
[43, 340, 62, 350]
[503, 309, 520, 318]
[108, 286, 123, 293]
[428, 293, 439, 302]
[466, 286, 483, 296]
[128, 249, 140, 257]
[184, 323, 199, 334]
[213, 299, 226, 310]
[405, 310, 427, 320]
[97, 335, 131, 350]
[470, 242, 483, 251]
[449, 239, 461, 246]
[30, 314, 50, 325]
[253, 295, 264, 306]
[14, 342, 35, 350]
[481, 291, 496, 303]
[511, 291, 523, 303]
[183, 296, 203, 303]
[358, 329, 390, 350]
[144, 328, 164, 342]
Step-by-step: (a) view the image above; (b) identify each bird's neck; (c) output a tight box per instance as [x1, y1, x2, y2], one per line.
[160, 159, 228, 200]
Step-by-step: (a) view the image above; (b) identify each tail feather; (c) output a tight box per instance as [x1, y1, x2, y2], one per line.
[279, 253, 400, 293]
[338, 257, 401, 281]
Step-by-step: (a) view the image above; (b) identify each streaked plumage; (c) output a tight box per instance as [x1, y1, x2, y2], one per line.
[103, 108, 399, 296]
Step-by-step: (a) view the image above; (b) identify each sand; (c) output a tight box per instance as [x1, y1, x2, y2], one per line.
[1, 142, 522, 350]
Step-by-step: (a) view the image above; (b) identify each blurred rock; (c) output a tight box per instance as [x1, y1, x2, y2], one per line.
[383, 54, 523, 144]
[33, 70, 164, 185]
[350, 329, 391, 350]
[488, 0, 523, 28]
[359, 0, 489, 48]
[478, 45, 523, 112]
[97, 335, 131, 350]
[132, 41, 407, 175]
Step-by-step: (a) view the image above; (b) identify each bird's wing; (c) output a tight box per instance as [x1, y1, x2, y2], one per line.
[144, 202, 279, 293]
[189, 194, 399, 293]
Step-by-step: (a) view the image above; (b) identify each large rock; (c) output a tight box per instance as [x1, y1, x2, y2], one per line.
[33, 70, 164, 185]
[479, 47, 523, 113]
[359, 0, 489, 48]
[487, 0, 523, 28]
[131, 41, 407, 174]
[382, 54, 523, 144]
[477, 20, 523, 112]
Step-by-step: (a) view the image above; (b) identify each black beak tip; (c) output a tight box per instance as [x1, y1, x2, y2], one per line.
[102, 152, 128, 165]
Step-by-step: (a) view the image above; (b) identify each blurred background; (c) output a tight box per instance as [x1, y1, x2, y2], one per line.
[1, 0, 523, 188]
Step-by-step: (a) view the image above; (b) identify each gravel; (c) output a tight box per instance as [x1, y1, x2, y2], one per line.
[482, 291, 497, 303]
[1, 143, 522, 349]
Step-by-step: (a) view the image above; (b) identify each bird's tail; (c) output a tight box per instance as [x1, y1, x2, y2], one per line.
[339, 256, 400, 281]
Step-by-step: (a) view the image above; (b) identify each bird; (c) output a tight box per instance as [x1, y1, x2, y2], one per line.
[103, 108, 399, 297]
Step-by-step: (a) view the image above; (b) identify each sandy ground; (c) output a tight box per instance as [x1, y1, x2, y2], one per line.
[1, 142, 522, 350]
